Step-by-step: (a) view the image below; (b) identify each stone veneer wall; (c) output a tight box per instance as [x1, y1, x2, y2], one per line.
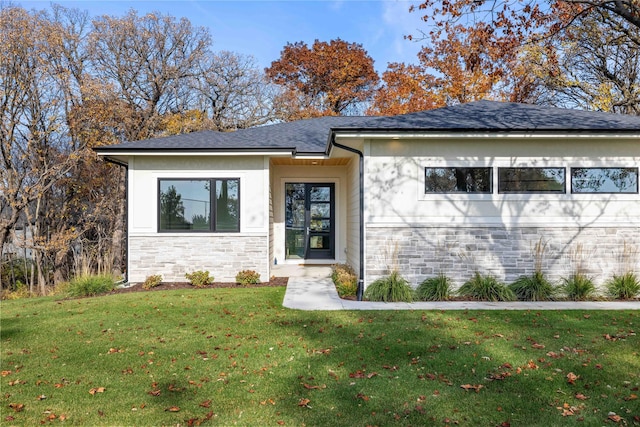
[128, 234, 269, 283]
[365, 226, 640, 290]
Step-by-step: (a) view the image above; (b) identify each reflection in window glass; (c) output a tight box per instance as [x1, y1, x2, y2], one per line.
[498, 167, 565, 193]
[425, 167, 492, 193]
[215, 179, 240, 231]
[571, 168, 638, 193]
[159, 178, 239, 232]
[159, 180, 210, 231]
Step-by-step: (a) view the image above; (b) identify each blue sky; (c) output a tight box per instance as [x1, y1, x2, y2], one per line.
[21, 0, 427, 73]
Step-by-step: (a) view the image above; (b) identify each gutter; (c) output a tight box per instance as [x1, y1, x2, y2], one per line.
[327, 133, 365, 301]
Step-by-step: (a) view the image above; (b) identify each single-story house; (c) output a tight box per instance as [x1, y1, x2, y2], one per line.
[95, 101, 640, 293]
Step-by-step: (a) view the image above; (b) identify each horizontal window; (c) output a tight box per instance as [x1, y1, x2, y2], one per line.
[498, 167, 565, 193]
[425, 167, 492, 193]
[158, 178, 239, 232]
[571, 167, 638, 193]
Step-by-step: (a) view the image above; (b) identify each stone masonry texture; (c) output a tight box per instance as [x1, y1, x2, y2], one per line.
[365, 226, 640, 291]
[128, 234, 268, 283]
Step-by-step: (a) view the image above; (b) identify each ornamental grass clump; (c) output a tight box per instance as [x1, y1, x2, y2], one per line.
[606, 272, 640, 300]
[65, 274, 115, 297]
[236, 270, 261, 286]
[185, 270, 213, 287]
[509, 271, 556, 301]
[364, 271, 413, 302]
[458, 272, 515, 302]
[415, 274, 452, 301]
[561, 273, 596, 301]
[331, 263, 358, 298]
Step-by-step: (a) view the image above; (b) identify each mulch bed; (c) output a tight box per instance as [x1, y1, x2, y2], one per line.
[111, 277, 288, 294]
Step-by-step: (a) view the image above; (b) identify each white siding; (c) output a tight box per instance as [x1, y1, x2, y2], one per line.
[364, 137, 640, 227]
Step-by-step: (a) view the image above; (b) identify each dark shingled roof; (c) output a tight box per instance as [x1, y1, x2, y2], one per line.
[95, 101, 640, 155]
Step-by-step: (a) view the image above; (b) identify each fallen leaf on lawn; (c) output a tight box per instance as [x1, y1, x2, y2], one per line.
[89, 387, 106, 395]
[532, 343, 545, 349]
[328, 370, 339, 380]
[608, 413, 622, 423]
[37, 394, 46, 400]
[623, 394, 638, 401]
[303, 383, 326, 390]
[165, 406, 180, 412]
[1, 371, 12, 377]
[566, 373, 578, 384]
[9, 403, 24, 412]
[460, 384, 483, 393]
[277, 421, 285, 425]
[356, 393, 369, 401]
[575, 393, 588, 400]
[557, 403, 576, 416]
[298, 398, 311, 408]
[199, 399, 212, 408]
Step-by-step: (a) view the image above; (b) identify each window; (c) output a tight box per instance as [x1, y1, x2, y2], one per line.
[158, 178, 239, 232]
[498, 167, 565, 193]
[571, 167, 638, 193]
[425, 167, 492, 193]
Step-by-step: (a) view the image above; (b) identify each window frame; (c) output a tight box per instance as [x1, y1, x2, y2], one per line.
[570, 167, 639, 194]
[157, 177, 240, 233]
[424, 166, 493, 194]
[497, 167, 566, 194]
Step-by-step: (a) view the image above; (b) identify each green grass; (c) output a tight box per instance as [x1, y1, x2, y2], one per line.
[1, 288, 639, 426]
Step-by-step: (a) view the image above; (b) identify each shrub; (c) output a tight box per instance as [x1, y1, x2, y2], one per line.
[185, 270, 213, 287]
[561, 273, 596, 301]
[65, 274, 116, 297]
[415, 274, 452, 301]
[606, 272, 640, 300]
[458, 272, 516, 302]
[1, 281, 32, 300]
[331, 263, 358, 298]
[236, 270, 261, 286]
[509, 271, 556, 301]
[142, 274, 163, 290]
[364, 271, 413, 302]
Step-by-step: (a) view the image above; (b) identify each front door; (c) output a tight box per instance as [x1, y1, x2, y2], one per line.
[285, 183, 335, 260]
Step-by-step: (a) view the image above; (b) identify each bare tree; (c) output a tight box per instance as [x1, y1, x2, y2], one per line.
[194, 51, 277, 131]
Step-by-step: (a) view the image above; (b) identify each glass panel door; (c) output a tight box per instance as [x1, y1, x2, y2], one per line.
[285, 183, 335, 260]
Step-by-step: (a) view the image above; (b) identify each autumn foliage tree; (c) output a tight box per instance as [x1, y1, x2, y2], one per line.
[0, 5, 279, 293]
[266, 38, 379, 119]
[403, 0, 640, 112]
[368, 63, 444, 115]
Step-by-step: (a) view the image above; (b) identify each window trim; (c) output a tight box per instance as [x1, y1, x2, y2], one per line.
[424, 166, 493, 194]
[157, 177, 240, 233]
[497, 167, 566, 194]
[570, 167, 639, 194]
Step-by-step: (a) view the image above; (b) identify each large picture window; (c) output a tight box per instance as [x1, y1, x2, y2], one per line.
[498, 167, 565, 193]
[159, 178, 240, 232]
[571, 167, 638, 194]
[425, 167, 492, 193]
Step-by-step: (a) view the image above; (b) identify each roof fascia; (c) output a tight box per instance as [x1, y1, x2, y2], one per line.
[94, 148, 296, 157]
[331, 130, 640, 139]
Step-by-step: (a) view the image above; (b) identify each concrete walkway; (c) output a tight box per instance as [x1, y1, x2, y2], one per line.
[276, 265, 640, 311]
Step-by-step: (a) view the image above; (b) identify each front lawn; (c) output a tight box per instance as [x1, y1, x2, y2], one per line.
[1, 288, 638, 426]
